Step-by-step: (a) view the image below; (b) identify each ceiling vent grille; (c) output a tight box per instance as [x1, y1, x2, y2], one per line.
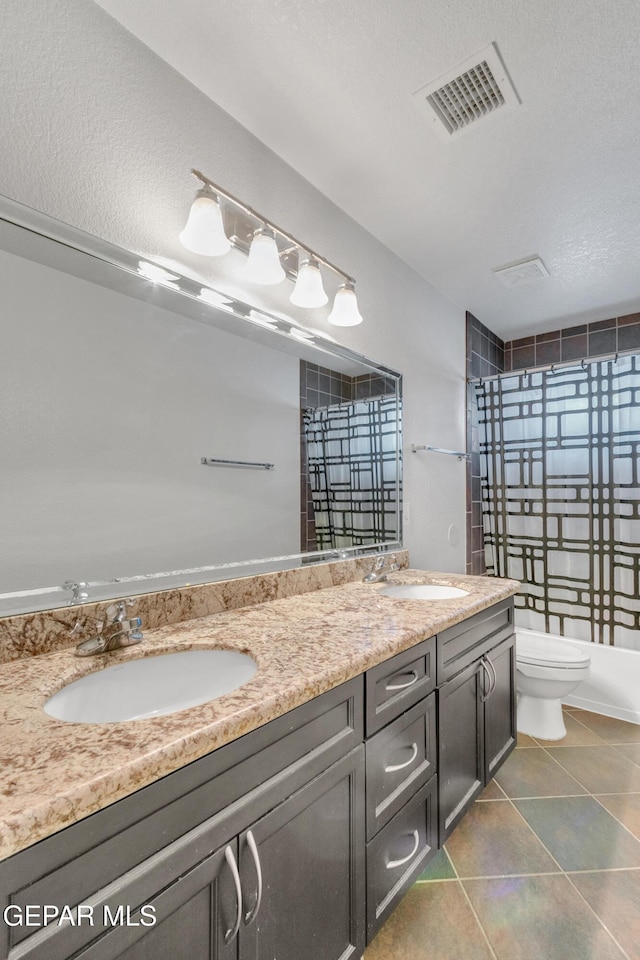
[493, 257, 550, 289]
[413, 43, 519, 140]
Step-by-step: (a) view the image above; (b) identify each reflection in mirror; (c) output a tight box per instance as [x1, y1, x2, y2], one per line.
[0, 198, 402, 616]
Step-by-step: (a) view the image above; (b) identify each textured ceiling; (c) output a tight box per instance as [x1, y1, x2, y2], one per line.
[94, 0, 640, 339]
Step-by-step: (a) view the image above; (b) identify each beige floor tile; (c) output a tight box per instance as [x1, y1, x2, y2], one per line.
[548, 745, 640, 794]
[570, 711, 640, 743]
[532, 714, 606, 747]
[515, 796, 640, 870]
[614, 743, 640, 767]
[596, 793, 640, 840]
[479, 778, 507, 800]
[570, 869, 640, 960]
[516, 732, 538, 748]
[444, 799, 558, 877]
[464, 874, 627, 960]
[364, 882, 494, 960]
[495, 747, 586, 798]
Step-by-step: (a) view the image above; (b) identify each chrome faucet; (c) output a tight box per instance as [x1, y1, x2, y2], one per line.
[75, 600, 143, 657]
[362, 554, 400, 583]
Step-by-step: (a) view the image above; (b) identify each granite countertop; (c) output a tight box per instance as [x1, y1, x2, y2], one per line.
[0, 569, 518, 861]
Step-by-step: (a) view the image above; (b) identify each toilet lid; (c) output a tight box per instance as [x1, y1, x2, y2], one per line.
[517, 635, 591, 668]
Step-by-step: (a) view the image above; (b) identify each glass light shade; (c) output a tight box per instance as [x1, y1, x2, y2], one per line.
[179, 189, 231, 256]
[327, 283, 363, 326]
[245, 230, 286, 285]
[290, 258, 328, 308]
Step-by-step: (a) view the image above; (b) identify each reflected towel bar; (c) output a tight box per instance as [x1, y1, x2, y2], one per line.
[410, 444, 469, 462]
[201, 457, 275, 470]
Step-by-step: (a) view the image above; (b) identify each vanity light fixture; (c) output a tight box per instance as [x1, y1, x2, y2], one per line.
[179, 169, 363, 325]
[245, 228, 286, 285]
[289, 257, 328, 308]
[137, 261, 181, 290]
[327, 281, 363, 327]
[179, 186, 231, 257]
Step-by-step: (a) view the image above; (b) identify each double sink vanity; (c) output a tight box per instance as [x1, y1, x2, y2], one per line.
[0, 562, 518, 960]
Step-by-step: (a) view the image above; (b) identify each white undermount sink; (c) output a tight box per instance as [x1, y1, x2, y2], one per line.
[44, 649, 258, 724]
[378, 584, 470, 601]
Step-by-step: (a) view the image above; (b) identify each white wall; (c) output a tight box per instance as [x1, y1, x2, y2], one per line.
[0, 0, 467, 574]
[0, 248, 300, 589]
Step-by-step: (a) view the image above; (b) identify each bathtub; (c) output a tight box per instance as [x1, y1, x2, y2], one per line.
[516, 627, 640, 725]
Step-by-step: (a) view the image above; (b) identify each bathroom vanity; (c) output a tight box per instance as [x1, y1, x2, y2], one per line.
[0, 583, 516, 960]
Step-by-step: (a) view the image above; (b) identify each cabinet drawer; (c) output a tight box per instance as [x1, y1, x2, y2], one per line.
[365, 694, 436, 840]
[366, 776, 437, 942]
[437, 598, 514, 683]
[365, 635, 436, 735]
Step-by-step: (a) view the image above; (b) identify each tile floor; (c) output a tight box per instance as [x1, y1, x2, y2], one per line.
[364, 707, 640, 960]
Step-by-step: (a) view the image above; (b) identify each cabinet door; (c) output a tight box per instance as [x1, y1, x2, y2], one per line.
[438, 660, 484, 843]
[239, 748, 365, 960]
[75, 841, 240, 960]
[484, 635, 516, 783]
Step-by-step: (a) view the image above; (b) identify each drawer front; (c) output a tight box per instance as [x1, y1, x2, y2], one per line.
[437, 598, 514, 683]
[365, 693, 436, 840]
[365, 635, 436, 735]
[366, 776, 437, 943]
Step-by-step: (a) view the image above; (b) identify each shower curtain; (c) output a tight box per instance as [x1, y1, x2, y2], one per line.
[303, 396, 400, 550]
[476, 355, 640, 648]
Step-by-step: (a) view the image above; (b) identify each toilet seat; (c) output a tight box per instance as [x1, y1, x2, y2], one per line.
[516, 635, 591, 670]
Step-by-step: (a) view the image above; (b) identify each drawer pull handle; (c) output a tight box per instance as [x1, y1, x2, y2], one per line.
[480, 659, 492, 702]
[224, 845, 243, 943]
[243, 830, 263, 925]
[384, 742, 419, 773]
[386, 830, 420, 870]
[386, 669, 419, 691]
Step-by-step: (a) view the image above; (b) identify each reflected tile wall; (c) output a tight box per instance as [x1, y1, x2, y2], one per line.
[465, 312, 505, 575]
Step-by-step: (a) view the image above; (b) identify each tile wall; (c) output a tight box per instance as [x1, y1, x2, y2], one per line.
[504, 312, 640, 371]
[465, 313, 505, 575]
[299, 362, 399, 552]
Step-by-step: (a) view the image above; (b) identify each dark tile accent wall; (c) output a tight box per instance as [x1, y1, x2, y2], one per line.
[299, 363, 398, 552]
[504, 312, 640, 371]
[466, 313, 505, 576]
[300, 362, 354, 552]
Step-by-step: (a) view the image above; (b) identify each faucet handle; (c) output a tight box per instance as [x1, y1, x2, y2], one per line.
[105, 598, 137, 621]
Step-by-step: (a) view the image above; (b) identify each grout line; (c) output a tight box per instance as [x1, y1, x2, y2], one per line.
[564, 872, 633, 960]
[456, 879, 499, 960]
[591, 795, 640, 843]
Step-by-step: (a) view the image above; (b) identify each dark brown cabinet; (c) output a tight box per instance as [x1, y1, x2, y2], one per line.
[0, 679, 365, 960]
[364, 635, 438, 942]
[0, 597, 515, 960]
[437, 601, 516, 843]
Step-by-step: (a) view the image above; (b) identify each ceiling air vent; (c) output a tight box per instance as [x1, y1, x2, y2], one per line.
[413, 42, 519, 140]
[493, 257, 550, 289]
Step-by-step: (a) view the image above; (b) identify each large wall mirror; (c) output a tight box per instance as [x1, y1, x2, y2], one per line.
[0, 197, 402, 616]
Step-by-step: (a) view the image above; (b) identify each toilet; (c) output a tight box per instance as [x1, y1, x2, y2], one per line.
[516, 633, 591, 740]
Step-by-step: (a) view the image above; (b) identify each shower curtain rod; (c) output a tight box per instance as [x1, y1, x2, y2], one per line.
[467, 345, 640, 385]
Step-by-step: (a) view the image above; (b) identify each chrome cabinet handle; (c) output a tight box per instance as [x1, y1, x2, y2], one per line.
[243, 830, 263, 925]
[224, 845, 242, 943]
[480, 658, 492, 702]
[487, 657, 498, 697]
[384, 742, 418, 773]
[385, 830, 420, 870]
[385, 669, 418, 691]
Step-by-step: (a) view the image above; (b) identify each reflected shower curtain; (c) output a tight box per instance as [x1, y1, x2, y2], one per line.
[476, 355, 640, 648]
[303, 396, 400, 550]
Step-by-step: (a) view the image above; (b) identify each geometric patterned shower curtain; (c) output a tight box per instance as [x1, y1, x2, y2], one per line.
[476, 355, 640, 648]
[303, 395, 401, 551]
